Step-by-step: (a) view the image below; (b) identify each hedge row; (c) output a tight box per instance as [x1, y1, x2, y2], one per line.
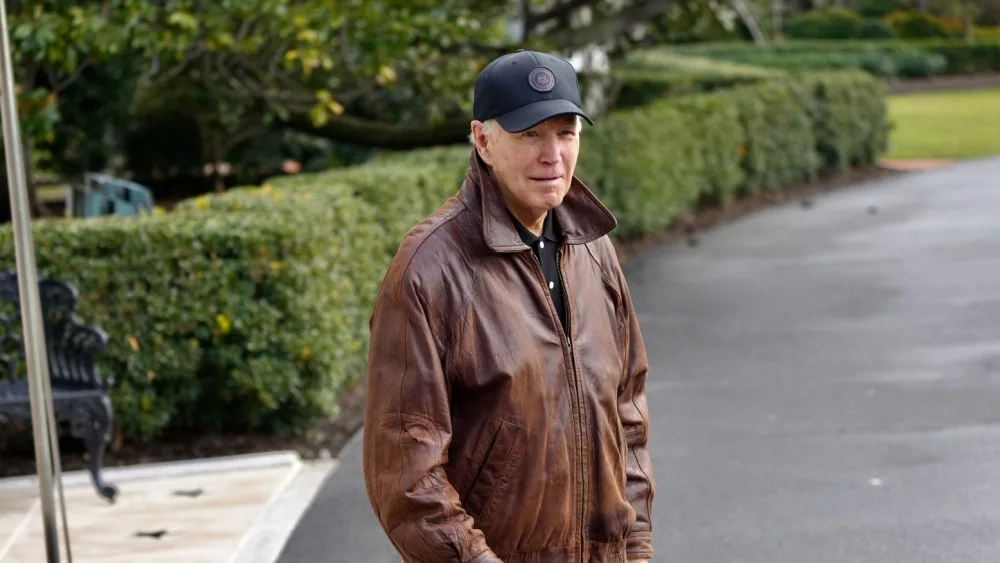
[784, 8, 967, 40]
[574, 71, 887, 238]
[676, 39, 1000, 76]
[611, 50, 782, 107]
[0, 70, 889, 442]
[0, 185, 381, 440]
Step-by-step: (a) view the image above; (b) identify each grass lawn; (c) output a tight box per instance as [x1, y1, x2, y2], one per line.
[886, 88, 1000, 160]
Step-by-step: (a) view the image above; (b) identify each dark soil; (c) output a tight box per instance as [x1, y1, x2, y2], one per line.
[0, 383, 368, 479]
[1, 165, 905, 479]
[885, 72, 1000, 95]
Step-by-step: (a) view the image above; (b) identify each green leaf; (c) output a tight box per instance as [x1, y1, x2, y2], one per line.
[168, 12, 199, 32]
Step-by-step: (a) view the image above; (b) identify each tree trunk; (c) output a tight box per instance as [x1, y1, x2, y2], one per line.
[22, 137, 50, 219]
[731, 0, 768, 44]
[211, 130, 224, 193]
[773, 0, 784, 39]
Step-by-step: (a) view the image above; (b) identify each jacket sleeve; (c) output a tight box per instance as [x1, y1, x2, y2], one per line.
[362, 273, 502, 563]
[617, 266, 656, 561]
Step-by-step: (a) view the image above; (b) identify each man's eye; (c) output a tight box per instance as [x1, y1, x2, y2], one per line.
[524, 131, 538, 137]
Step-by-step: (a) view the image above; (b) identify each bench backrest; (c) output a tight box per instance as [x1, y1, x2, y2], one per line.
[0, 271, 110, 396]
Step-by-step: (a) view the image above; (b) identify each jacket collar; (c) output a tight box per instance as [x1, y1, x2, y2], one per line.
[457, 150, 617, 253]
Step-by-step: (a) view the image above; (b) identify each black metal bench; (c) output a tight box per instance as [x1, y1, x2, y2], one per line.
[0, 270, 118, 503]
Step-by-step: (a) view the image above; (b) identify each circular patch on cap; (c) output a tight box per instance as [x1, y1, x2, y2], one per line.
[528, 66, 556, 92]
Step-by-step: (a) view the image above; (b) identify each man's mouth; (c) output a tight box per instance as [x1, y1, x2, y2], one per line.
[531, 176, 562, 182]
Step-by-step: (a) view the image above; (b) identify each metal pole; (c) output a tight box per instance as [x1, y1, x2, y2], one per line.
[0, 0, 66, 561]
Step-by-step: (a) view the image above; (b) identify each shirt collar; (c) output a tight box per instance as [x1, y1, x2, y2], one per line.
[509, 208, 560, 247]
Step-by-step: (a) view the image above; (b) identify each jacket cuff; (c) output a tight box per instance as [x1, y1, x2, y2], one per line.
[626, 531, 654, 560]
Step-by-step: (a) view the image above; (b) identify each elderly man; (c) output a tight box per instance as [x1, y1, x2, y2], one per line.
[363, 49, 655, 563]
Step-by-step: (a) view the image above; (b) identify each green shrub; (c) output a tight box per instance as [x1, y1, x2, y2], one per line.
[924, 40, 1000, 73]
[0, 186, 380, 441]
[785, 8, 865, 39]
[266, 151, 467, 257]
[730, 80, 819, 194]
[611, 51, 781, 107]
[895, 49, 948, 76]
[887, 10, 964, 38]
[574, 95, 743, 239]
[859, 18, 897, 39]
[676, 38, 1000, 77]
[800, 72, 889, 170]
[976, 26, 1000, 40]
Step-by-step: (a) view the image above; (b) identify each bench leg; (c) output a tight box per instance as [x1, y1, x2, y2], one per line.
[66, 396, 119, 504]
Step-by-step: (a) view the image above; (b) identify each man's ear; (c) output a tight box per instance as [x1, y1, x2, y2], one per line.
[470, 120, 494, 166]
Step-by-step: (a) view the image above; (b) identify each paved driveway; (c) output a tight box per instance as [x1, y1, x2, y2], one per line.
[278, 157, 1000, 562]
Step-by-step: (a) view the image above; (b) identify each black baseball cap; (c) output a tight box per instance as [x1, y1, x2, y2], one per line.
[473, 49, 593, 133]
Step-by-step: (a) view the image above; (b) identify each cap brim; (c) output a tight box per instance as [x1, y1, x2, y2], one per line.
[495, 99, 594, 133]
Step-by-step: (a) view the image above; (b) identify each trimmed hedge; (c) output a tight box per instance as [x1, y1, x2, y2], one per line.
[886, 10, 965, 39]
[676, 38, 1000, 77]
[574, 71, 887, 238]
[0, 184, 380, 441]
[611, 50, 782, 107]
[0, 70, 889, 443]
[785, 8, 865, 39]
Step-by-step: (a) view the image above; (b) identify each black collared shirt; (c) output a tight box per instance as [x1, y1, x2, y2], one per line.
[510, 209, 567, 331]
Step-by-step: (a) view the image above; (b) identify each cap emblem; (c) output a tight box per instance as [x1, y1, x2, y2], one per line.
[528, 66, 556, 92]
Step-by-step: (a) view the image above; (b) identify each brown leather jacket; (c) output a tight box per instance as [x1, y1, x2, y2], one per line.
[363, 151, 655, 563]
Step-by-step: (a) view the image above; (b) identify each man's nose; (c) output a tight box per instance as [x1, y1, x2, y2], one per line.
[538, 138, 560, 165]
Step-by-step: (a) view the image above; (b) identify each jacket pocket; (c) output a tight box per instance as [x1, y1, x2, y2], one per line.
[461, 419, 522, 520]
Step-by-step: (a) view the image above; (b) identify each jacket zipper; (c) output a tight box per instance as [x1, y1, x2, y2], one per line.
[526, 247, 586, 563]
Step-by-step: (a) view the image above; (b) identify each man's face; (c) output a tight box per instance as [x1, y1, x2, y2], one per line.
[472, 115, 580, 220]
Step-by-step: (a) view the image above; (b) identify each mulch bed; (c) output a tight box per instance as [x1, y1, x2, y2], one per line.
[885, 72, 1000, 95]
[1, 165, 906, 480]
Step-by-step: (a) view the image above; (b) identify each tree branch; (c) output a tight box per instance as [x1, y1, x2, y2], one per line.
[544, 0, 675, 50]
[528, 0, 594, 32]
[54, 60, 91, 92]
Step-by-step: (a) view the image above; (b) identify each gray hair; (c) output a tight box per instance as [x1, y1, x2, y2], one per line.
[469, 115, 582, 145]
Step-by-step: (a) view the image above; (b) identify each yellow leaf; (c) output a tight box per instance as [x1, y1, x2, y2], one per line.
[127, 336, 139, 351]
[326, 100, 344, 116]
[376, 66, 398, 86]
[297, 29, 319, 43]
[141, 395, 152, 412]
[270, 261, 283, 272]
[216, 314, 231, 335]
[285, 50, 299, 62]
[300, 346, 314, 361]
[194, 195, 210, 210]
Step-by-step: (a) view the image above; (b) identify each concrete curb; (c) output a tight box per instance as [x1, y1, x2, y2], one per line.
[231, 458, 339, 563]
[0, 450, 304, 493]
